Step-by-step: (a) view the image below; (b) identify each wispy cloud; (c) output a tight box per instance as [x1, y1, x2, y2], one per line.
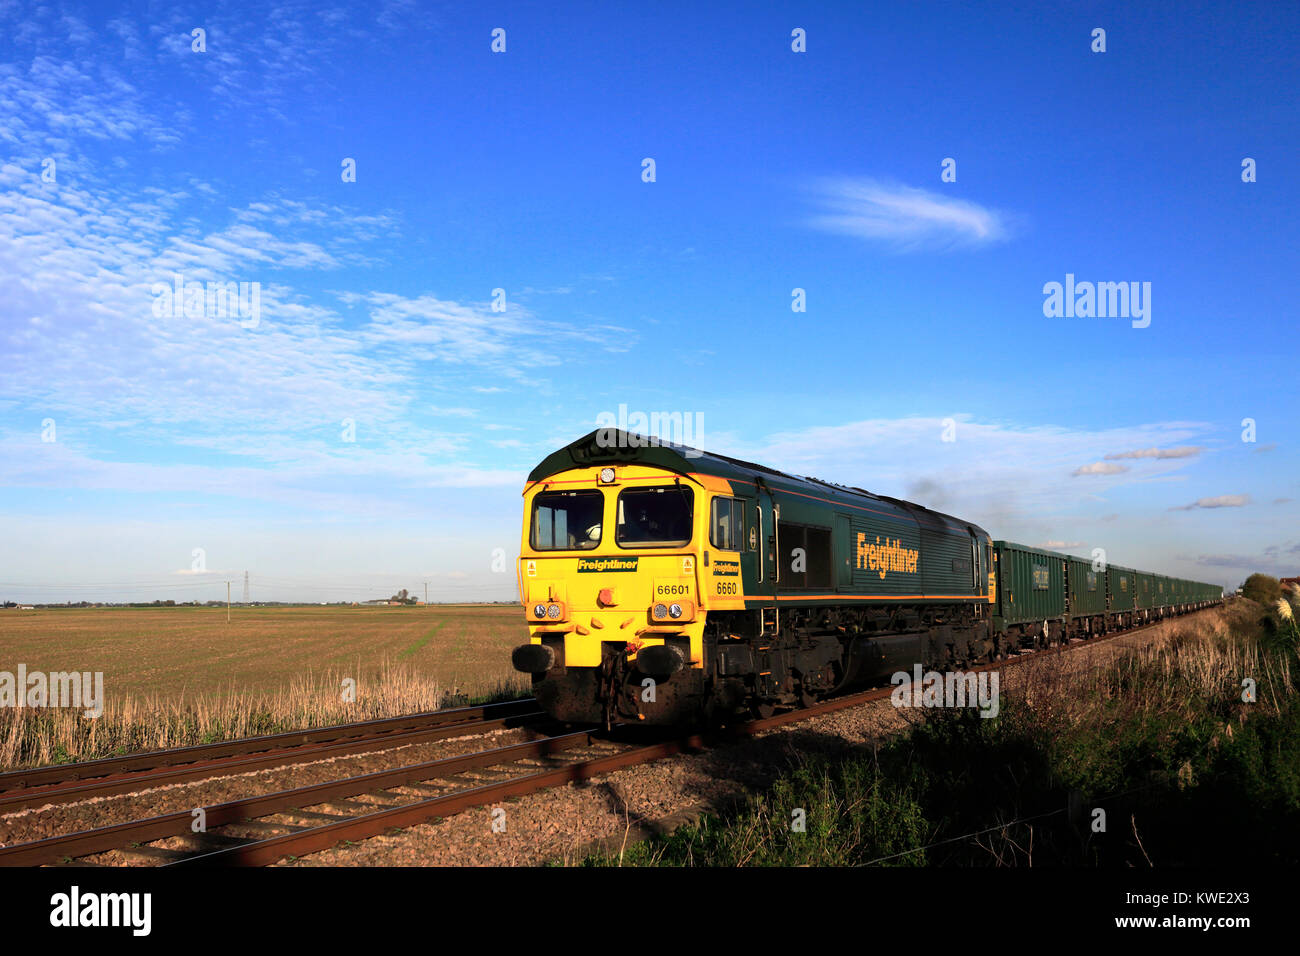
[709, 415, 1213, 541]
[0, 150, 602, 492]
[1195, 546, 1297, 577]
[1171, 495, 1251, 511]
[806, 177, 1012, 250]
[0, 430, 523, 519]
[1074, 462, 1129, 476]
[1105, 446, 1203, 460]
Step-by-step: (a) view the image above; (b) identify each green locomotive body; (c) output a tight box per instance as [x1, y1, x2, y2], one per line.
[512, 431, 1223, 726]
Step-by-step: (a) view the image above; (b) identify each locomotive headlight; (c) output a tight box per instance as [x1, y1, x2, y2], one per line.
[653, 603, 668, 619]
[533, 604, 547, 618]
[668, 603, 683, 619]
[546, 603, 562, 619]
[599, 467, 616, 484]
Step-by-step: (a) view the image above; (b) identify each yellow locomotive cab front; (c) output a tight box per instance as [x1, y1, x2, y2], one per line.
[511, 461, 733, 725]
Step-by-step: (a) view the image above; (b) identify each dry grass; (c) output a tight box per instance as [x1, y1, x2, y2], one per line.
[1011, 602, 1294, 730]
[589, 602, 1299, 867]
[0, 604, 531, 770]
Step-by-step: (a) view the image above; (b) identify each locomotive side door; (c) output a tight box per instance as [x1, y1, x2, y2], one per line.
[738, 493, 760, 592]
[835, 513, 852, 589]
[754, 477, 781, 589]
[753, 477, 781, 638]
[766, 488, 780, 587]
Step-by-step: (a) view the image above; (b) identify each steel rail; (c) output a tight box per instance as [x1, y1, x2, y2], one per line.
[0, 708, 546, 813]
[175, 677, 961, 866]
[0, 731, 597, 866]
[0, 698, 539, 795]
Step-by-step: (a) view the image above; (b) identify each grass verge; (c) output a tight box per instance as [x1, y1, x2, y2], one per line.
[584, 599, 1299, 866]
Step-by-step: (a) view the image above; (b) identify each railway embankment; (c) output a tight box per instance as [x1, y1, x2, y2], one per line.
[583, 597, 1299, 866]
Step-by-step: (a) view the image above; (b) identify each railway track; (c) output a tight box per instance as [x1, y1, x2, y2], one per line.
[0, 611, 1200, 867]
[0, 698, 544, 813]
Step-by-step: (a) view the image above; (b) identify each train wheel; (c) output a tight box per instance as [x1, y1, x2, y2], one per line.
[751, 700, 777, 720]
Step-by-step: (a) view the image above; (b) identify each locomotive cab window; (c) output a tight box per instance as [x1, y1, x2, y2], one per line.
[710, 496, 745, 551]
[531, 490, 604, 551]
[616, 486, 693, 548]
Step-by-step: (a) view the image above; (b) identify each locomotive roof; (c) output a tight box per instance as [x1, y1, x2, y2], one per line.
[528, 429, 988, 535]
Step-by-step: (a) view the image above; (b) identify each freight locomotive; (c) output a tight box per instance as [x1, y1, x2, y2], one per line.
[510, 430, 1223, 727]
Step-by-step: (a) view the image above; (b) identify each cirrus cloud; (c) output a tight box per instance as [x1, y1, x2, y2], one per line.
[806, 177, 1012, 250]
[1171, 495, 1251, 511]
[1073, 462, 1129, 476]
[1104, 446, 1203, 460]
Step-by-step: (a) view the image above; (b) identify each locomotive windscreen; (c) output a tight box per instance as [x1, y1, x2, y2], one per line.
[532, 490, 604, 550]
[616, 486, 693, 548]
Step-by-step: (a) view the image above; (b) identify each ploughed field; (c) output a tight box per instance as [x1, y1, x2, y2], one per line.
[0, 604, 528, 701]
[0, 604, 531, 769]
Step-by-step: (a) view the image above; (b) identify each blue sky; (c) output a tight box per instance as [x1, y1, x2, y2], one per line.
[1, 0, 1296, 603]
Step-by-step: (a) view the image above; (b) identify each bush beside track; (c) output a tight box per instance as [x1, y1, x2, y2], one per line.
[581, 596, 1300, 866]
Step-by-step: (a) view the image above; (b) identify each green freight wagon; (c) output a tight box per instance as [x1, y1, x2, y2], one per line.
[1107, 564, 1138, 628]
[1066, 555, 1107, 635]
[1135, 571, 1156, 617]
[992, 541, 1067, 646]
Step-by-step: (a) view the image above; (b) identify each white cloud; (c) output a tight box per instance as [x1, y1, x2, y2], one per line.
[707, 416, 1216, 552]
[1171, 495, 1251, 511]
[0, 160, 585, 497]
[806, 177, 1011, 250]
[1074, 462, 1129, 476]
[1105, 446, 1203, 460]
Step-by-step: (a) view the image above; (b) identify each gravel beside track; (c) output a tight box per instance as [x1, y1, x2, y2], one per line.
[0, 725, 540, 852]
